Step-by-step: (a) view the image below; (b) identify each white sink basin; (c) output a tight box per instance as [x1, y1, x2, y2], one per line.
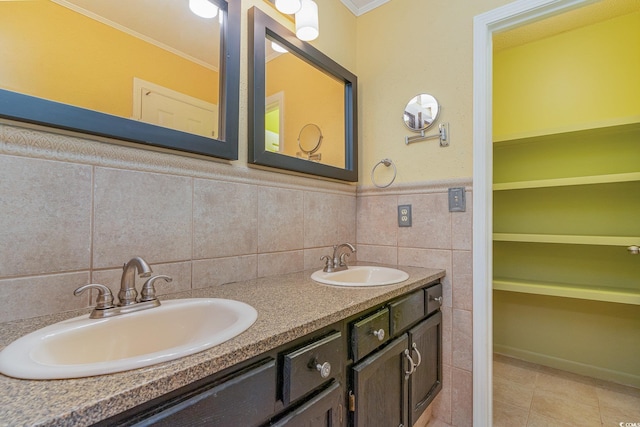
[0, 298, 257, 380]
[311, 266, 409, 287]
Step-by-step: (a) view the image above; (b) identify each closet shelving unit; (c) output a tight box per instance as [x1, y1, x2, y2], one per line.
[492, 121, 640, 306]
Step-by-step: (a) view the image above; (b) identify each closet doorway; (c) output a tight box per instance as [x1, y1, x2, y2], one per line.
[472, 0, 640, 424]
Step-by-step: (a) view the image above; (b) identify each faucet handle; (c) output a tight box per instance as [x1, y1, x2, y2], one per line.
[339, 252, 352, 267]
[74, 284, 115, 310]
[139, 275, 172, 302]
[321, 255, 334, 272]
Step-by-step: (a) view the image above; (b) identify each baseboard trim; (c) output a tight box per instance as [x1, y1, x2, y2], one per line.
[494, 344, 640, 388]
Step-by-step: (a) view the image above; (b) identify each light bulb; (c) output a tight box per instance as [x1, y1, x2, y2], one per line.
[271, 41, 288, 53]
[189, 0, 219, 19]
[275, 0, 302, 15]
[295, 0, 319, 41]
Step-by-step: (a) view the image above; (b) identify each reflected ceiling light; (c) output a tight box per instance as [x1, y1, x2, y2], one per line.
[275, 0, 302, 14]
[295, 0, 319, 41]
[189, 0, 219, 19]
[271, 41, 288, 53]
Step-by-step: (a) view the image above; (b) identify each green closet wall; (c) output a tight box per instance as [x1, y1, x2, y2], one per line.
[492, 10, 640, 387]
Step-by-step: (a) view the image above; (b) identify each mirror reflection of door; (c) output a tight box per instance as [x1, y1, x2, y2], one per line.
[134, 79, 218, 138]
[0, 0, 222, 139]
[265, 92, 285, 153]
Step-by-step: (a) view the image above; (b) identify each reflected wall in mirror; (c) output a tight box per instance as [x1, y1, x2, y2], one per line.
[403, 94, 440, 131]
[249, 7, 357, 182]
[0, 0, 240, 160]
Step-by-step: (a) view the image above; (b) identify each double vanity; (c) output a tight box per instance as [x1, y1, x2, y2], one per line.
[0, 263, 444, 426]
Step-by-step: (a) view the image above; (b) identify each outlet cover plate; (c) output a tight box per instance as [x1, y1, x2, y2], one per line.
[398, 204, 412, 227]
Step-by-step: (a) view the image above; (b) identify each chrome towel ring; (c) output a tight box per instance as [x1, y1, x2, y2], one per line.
[371, 158, 397, 188]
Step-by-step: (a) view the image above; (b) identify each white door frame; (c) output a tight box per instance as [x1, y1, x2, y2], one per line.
[472, 0, 597, 423]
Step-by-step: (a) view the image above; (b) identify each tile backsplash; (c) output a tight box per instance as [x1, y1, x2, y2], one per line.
[0, 124, 356, 323]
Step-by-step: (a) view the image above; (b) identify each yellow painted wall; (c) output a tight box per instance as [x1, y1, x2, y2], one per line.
[355, 0, 513, 185]
[266, 52, 345, 168]
[493, 11, 640, 140]
[494, 291, 640, 385]
[0, 1, 218, 119]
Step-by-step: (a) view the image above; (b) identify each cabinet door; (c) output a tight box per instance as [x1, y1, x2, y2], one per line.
[272, 381, 343, 427]
[351, 335, 409, 427]
[407, 311, 442, 427]
[130, 358, 276, 427]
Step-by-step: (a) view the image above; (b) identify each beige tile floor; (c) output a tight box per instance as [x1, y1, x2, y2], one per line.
[493, 354, 640, 426]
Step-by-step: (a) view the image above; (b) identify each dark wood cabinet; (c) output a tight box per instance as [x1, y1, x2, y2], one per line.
[348, 286, 443, 427]
[97, 281, 442, 427]
[351, 335, 409, 427]
[407, 311, 442, 427]
[272, 381, 343, 427]
[127, 358, 276, 427]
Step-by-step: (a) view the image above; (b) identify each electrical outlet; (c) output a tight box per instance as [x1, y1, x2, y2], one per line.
[398, 204, 412, 227]
[448, 187, 466, 212]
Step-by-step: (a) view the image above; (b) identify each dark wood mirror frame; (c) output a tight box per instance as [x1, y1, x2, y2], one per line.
[0, 0, 240, 160]
[248, 7, 358, 182]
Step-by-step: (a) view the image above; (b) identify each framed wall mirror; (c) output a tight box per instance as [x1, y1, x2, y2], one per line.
[248, 7, 358, 182]
[0, 0, 240, 160]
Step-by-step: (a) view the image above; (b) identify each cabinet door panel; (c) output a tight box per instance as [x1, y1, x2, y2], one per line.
[132, 358, 276, 427]
[272, 381, 343, 427]
[351, 335, 408, 427]
[408, 312, 442, 426]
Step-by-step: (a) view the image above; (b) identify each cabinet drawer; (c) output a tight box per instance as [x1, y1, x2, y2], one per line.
[134, 358, 276, 427]
[425, 283, 443, 314]
[389, 290, 425, 335]
[272, 381, 343, 426]
[351, 308, 390, 361]
[283, 331, 343, 405]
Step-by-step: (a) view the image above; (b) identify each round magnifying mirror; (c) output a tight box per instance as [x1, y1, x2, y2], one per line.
[403, 94, 440, 131]
[298, 123, 323, 154]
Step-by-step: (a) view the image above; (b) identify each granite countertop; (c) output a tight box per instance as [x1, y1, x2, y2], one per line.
[0, 265, 445, 427]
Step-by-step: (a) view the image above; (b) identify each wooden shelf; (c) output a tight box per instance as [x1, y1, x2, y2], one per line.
[493, 278, 640, 306]
[493, 172, 640, 191]
[493, 233, 640, 247]
[493, 118, 640, 143]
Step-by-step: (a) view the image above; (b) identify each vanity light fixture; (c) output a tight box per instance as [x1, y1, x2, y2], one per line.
[275, 0, 302, 14]
[295, 0, 319, 41]
[189, 0, 219, 19]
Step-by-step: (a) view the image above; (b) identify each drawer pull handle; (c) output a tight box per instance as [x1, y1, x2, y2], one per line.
[372, 328, 385, 341]
[430, 295, 443, 305]
[316, 361, 331, 378]
[411, 343, 422, 368]
[404, 349, 416, 377]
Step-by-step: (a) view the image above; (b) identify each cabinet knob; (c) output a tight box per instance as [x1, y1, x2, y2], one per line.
[372, 328, 385, 341]
[628, 245, 640, 255]
[430, 295, 443, 305]
[316, 361, 331, 378]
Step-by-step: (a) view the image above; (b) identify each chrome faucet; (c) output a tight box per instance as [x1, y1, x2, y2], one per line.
[322, 243, 356, 272]
[74, 256, 172, 319]
[118, 256, 153, 306]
